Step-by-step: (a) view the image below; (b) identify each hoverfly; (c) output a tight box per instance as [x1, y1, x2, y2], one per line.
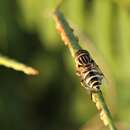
[75, 49, 104, 92]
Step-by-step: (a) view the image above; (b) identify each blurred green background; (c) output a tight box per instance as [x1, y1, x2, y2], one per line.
[0, 0, 130, 130]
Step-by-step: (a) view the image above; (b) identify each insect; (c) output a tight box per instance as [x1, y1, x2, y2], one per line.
[75, 49, 104, 92]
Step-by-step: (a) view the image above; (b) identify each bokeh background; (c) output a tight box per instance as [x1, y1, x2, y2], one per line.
[0, 0, 130, 130]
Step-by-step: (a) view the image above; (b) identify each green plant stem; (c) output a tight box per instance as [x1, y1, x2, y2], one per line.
[53, 10, 81, 57]
[53, 9, 117, 130]
[92, 91, 117, 130]
[0, 55, 38, 75]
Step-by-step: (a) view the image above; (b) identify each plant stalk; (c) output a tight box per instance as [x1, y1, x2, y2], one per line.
[53, 9, 117, 130]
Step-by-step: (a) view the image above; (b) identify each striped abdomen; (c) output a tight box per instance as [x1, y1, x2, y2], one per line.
[75, 50, 103, 92]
